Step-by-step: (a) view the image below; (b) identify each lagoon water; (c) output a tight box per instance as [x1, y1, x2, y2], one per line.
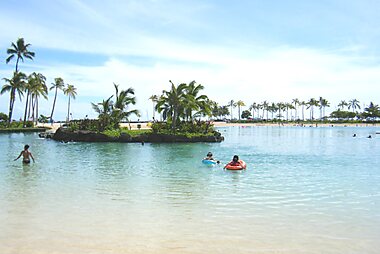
[0, 126, 379, 254]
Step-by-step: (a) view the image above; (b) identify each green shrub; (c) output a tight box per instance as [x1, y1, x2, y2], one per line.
[121, 128, 151, 137]
[103, 129, 121, 138]
[150, 121, 215, 135]
[0, 112, 8, 122]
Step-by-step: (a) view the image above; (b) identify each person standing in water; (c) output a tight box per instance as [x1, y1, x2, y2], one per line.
[14, 145, 35, 164]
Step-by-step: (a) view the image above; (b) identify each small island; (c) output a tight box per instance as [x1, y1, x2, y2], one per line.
[51, 82, 224, 143]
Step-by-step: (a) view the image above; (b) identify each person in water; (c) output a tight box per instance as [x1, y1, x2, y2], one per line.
[204, 152, 220, 164]
[14, 145, 35, 164]
[204, 152, 214, 160]
[224, 155, 242, 169]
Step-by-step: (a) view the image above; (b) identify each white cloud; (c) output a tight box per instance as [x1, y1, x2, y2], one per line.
[1, 1, 380, 120]
[4, 45, 379, 121]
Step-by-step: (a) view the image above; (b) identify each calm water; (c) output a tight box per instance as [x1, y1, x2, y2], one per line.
[0, 126, 379, 254]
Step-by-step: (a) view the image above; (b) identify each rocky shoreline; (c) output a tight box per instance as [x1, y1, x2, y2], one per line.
[52, 127, 224, 143]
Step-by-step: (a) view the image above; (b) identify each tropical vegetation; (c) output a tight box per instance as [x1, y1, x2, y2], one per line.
[1, 37, 380, 135]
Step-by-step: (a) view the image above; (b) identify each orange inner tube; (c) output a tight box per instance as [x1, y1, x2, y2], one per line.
[225, 160, 247, 170]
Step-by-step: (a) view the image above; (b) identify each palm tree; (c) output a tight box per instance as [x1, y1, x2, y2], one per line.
[276, 102, 285, 120]
[292, 98, 300, 120]
[261, 101, 268, 120]
[112, 84, 140, 126]
[1, 71, 27, 123]
[338, 100, 348, 110]
[156, 80, 187, 131]
[6, 38, 35, 72]
[299, 101, 306, 121]
[249, 102, 257, 119]
[348, 99, 360, 112]
[92, 96, 114, 131]
[307, 98, 319, 120]
[24, 72, 47, 125]
[228, 100, 236, 120]
[149, 95, 159, 120]
[29, 73, 47, 124]
[64, 84, 77, 122]
[362, 102, 380, 119]
[319, 98, 330, 120]
[285, 103, 294, 121]
[236, 100, 245, 120]
[183, 80, 208, 120]
[49, 77, 65, 121]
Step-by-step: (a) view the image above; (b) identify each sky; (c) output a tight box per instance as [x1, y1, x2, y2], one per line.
[1, 0, 380, 121]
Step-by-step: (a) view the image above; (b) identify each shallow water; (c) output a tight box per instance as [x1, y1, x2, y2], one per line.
[0, 126, 379, 254]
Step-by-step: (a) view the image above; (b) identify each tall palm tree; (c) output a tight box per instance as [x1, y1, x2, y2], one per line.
[338, 100, 348, 110]
[184, 80, 208, 121]
[149, 95, 159, 120]
[236, 100, 245, 120]
[24, 72, 47, 125]
[285, 103, 294, 121]
[261, 101, 268, 120]
[64, 84, 77, 122]
[299, 101, 306, 121]
[49, 77, 65, 120]
[6, 38, 35, 72]
[1, 71, 27, 123]
[228, 100, 236, 120]
[29, 73, 47, 124]
[249, 102, 257, 119]
[112, 84, 140, 126]
[276, 102, 285, 120]
[156, 80, 187, 130]
[292, 98, 300, 120]
[348, 99, 360, 112]
[307, 98, 319, 120]
[320, 98, 330, 120]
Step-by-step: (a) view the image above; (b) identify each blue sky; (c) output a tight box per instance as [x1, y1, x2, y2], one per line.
[1, 0, 380, 120]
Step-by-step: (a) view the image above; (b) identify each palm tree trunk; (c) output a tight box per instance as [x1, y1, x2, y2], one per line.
[172, 106, 177, 132]
[67, 96, 71, 122]
[8, 89, 16, 124]
[152, 102, 155, 120]
[32, 95, 36, 123]
[15, 57, 20, 73]
[35, 98, 39, 125]
[50, 88, 58, 120]
[23, 91, 30, 127]
[302, 106, 305, 121]
[28, 95, 32, 119]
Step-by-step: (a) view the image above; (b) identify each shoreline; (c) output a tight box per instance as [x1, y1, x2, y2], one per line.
[36, 121, 379, 132]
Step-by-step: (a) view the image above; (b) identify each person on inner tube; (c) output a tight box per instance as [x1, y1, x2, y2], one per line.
[224, 155, 241, 168]
[204, 152, 214, 160]
[204, 152, 220, 164]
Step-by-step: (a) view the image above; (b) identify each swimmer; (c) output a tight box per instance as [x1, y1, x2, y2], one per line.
[203, 152, 220, 164]
[224, 155, 242, 169]
[204, 152, 214, 160]
[14, 145, 35, 164]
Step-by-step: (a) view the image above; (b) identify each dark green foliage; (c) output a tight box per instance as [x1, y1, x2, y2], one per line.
[151, 121, 215, 135]
[91, 84, 139, 132]
[241, 110, 252, 119]
[329, 110, 357, 119]
[0, 112, 8, 121]
[0, 121, 33, 128]
[38, 114, 49, 123]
